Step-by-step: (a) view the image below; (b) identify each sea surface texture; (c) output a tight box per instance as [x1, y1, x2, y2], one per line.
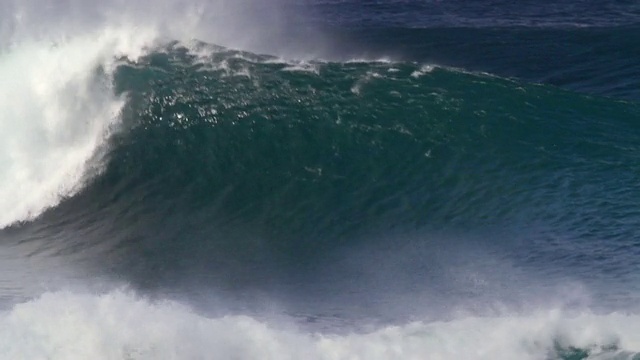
[0, 0, 639, 359]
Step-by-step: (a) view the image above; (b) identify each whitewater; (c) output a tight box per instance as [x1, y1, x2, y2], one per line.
[0, 290, 637, 360]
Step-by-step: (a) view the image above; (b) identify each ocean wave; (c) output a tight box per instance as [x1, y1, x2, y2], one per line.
[2, 2, 640, 358]
[2, 43, 638, 295]
[0, 5, 636, 232]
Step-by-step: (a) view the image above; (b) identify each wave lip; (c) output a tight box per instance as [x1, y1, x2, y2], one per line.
[0, 27, 161, 229]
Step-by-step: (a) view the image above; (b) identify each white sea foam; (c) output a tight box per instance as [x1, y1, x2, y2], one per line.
[281, 63, 321, 74]
[0, 0, 301, 228]
[0, 0, 196, 229]
[0, 290, 639, 360]
[0, 26, 163, 229]
[410, 64, 436, 78]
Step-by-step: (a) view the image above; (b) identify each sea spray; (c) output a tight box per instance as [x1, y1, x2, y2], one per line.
[0, 27, 161, 228]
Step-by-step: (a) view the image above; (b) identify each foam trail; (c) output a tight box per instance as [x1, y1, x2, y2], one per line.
[0, 27, 159, 228]
[1, 290, 639, 360]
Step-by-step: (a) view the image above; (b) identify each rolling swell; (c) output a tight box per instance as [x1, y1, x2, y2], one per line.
[6, 43, 637, 310]
[324, 25, 640, 100]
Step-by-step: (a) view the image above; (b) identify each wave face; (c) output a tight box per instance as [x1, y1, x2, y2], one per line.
[1, 0, 640, 358]
[4, 43, 639, 313]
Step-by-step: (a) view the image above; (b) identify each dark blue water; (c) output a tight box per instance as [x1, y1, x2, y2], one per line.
[0, 0, 639, 358]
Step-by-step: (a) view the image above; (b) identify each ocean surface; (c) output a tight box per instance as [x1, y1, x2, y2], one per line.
[1, 0, 640, 358]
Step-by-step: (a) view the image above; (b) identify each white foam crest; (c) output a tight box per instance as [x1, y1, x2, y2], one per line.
[351, 71, 386, 95]
[1, 290, 640, 360]
[345, 57, 394, 64]
[410, 64, 436, 78]
[281, 63, 321, 74]
[0, 27, 160, 228]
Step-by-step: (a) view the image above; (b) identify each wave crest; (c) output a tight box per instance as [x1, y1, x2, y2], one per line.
[0, 27, 161, 228]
